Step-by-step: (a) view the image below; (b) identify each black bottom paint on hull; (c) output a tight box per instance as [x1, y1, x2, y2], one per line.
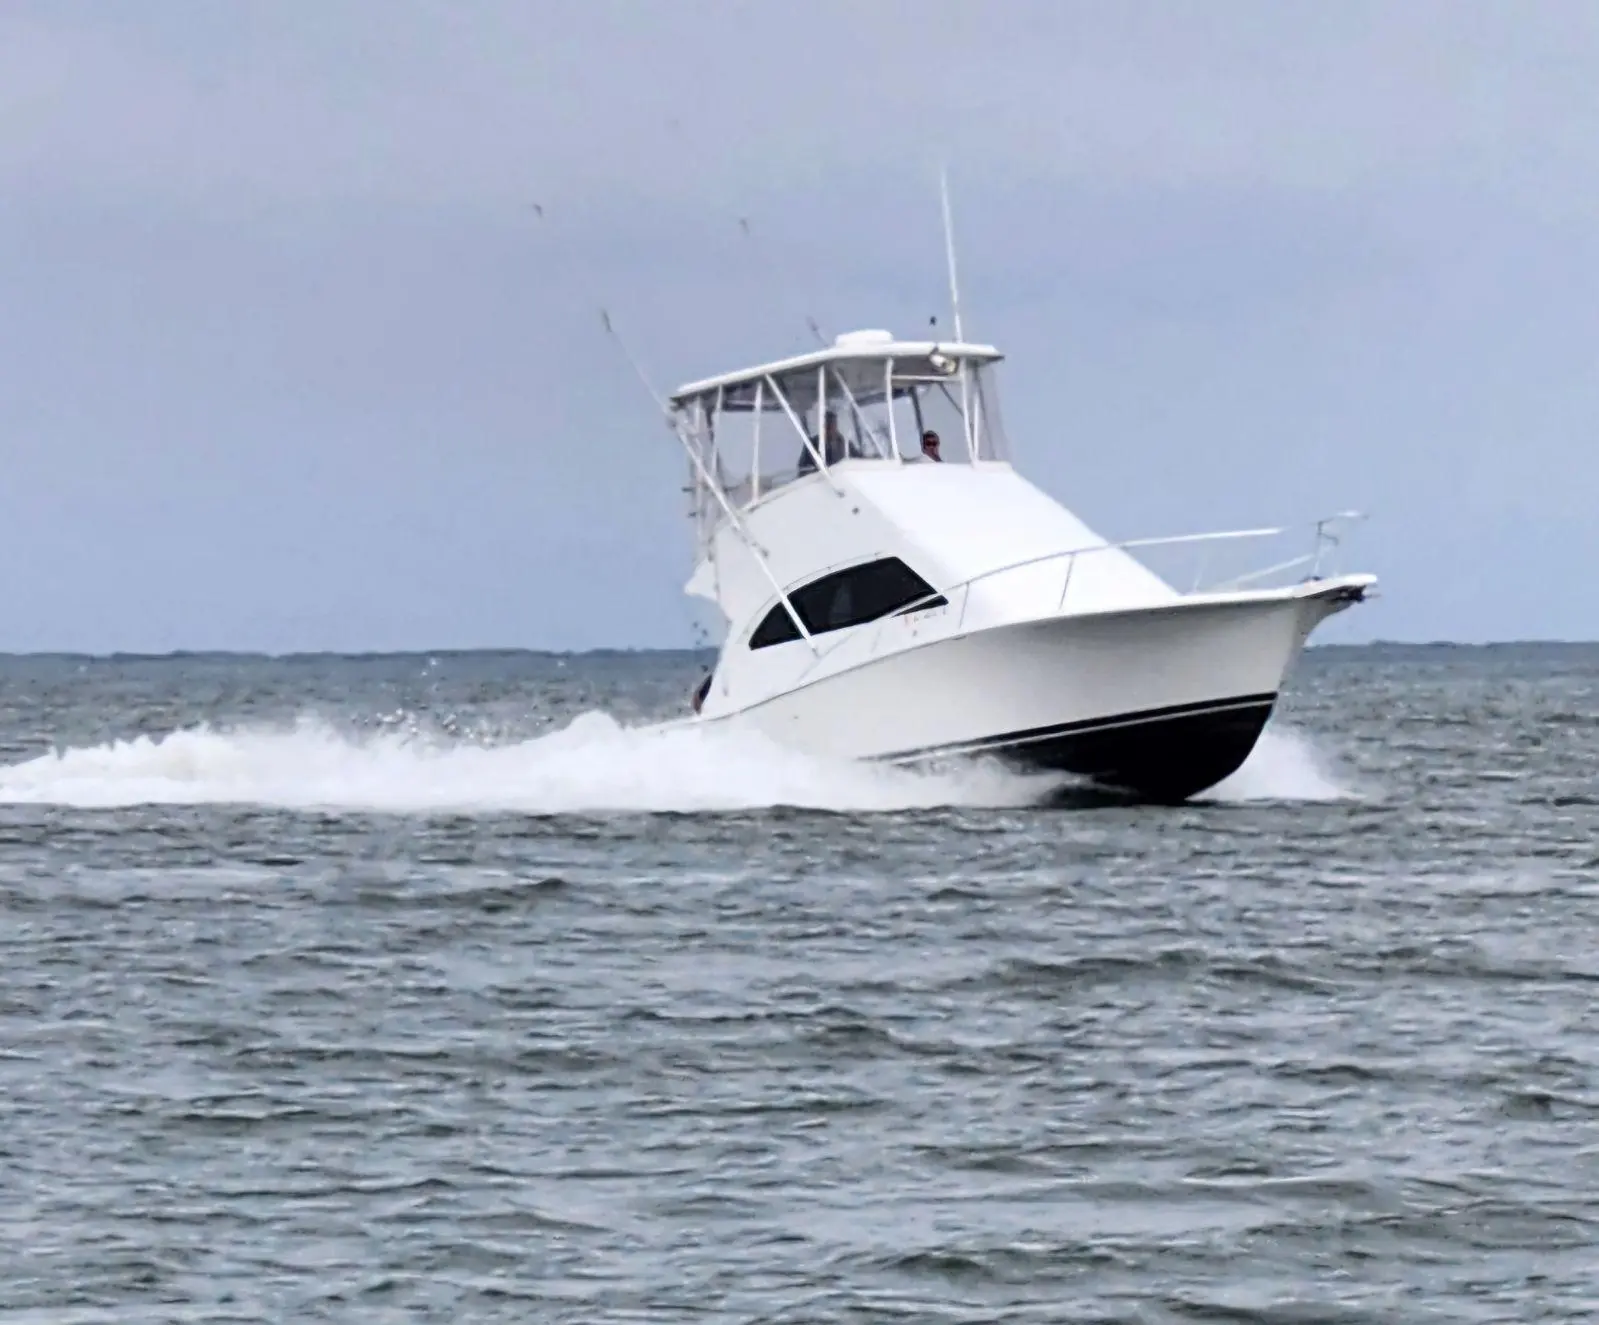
[892, 694, 1278, 804]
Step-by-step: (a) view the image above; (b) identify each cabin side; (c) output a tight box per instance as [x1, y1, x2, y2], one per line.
[686, 460, 1180, 716]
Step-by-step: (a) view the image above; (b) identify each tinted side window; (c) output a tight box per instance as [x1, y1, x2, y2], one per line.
[748, 557, 946, 650]
[749, 602, 803, 649]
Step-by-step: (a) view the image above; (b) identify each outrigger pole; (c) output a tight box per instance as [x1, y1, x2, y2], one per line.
[598, 308, 819, 655]
[599, 309, 667, 413]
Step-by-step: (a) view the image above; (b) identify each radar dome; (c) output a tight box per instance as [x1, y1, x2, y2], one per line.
[833, 329, 895, 348]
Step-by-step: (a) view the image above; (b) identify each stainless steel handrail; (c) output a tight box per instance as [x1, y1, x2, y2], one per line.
[900, 525, 1284, 623]
[783, 513, 1365, 684]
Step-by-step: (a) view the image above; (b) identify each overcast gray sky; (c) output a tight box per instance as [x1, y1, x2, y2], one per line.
[3, 1, 1596, 651]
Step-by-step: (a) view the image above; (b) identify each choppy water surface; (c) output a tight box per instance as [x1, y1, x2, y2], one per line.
[1, 645, 1596, 1322]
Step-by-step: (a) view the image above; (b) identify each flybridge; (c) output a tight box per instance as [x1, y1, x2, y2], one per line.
[667, 329, 1013, 553]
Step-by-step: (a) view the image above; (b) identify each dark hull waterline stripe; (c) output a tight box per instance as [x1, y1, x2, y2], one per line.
[878, 692, 1279, 764]
[879, 692, 1280, 803]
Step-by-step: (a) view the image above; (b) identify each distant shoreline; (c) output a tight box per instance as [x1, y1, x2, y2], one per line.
[0, 640, 1596, 665]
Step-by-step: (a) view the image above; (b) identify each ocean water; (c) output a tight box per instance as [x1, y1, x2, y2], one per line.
[0, 644, 1595, 1322]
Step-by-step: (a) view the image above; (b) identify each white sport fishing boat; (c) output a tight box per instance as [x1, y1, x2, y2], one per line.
[653, 205, 1374, 801]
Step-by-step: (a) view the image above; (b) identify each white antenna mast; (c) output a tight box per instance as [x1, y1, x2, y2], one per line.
[939, 165, 965, 342]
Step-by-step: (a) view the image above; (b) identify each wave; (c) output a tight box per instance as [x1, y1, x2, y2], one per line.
[0, 713, 1353, 814]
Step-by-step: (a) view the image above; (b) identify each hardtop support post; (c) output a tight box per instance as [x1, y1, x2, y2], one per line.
[751, 378, 764, 501]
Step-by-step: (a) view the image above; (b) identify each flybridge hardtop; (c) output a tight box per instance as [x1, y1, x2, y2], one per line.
[669, 329, 1003, 408]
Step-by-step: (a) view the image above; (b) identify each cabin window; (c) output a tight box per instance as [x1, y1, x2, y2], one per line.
[748, 557, 947, 650]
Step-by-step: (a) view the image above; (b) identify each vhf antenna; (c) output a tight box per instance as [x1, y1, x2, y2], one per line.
[939, 165, 965, 343]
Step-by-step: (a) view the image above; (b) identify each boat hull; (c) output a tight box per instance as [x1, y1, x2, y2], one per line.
[700, 581, 1361, 801]
[887, 690, 1277, 801]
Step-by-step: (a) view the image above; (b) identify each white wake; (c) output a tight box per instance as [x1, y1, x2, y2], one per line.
[0, 713, 1353, 813]
[0, 712, 1057, 814]
[1202, 725, 1354, 803]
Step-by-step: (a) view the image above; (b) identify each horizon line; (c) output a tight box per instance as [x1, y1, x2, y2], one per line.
[0, 638, 1595, 664]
